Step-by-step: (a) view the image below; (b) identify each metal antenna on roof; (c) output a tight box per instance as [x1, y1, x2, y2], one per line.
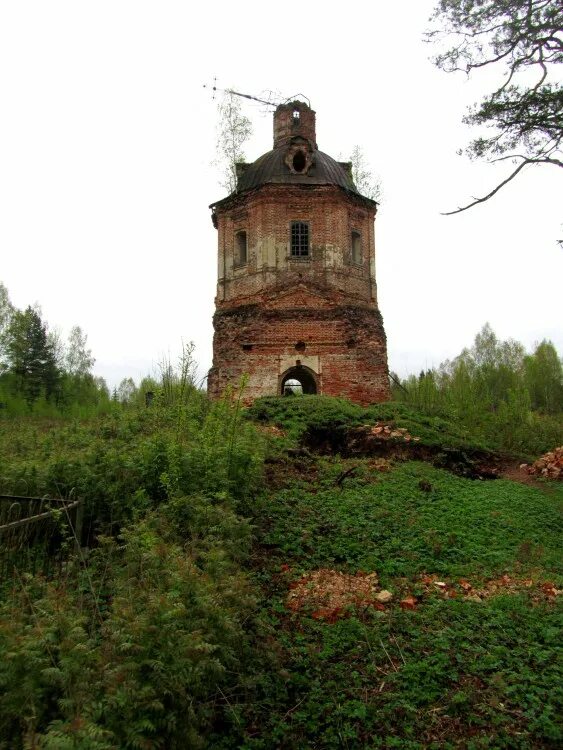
[283, 93, 311, 107]
[203, 81, 290, 109]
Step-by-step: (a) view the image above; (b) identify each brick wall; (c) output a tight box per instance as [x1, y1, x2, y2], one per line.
[273, 101, 317, 148]
[216, 185, 378, 306]
[208, 182, 390, 405]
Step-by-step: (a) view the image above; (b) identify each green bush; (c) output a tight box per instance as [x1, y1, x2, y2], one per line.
[0, 502, 255, 749]
[392, 326, 563, 456]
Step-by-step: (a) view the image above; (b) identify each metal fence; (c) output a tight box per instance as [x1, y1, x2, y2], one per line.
[0, 493, 83, 582]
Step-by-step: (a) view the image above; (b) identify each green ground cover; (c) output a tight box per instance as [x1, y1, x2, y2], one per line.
[247, 396, 489, 451]
[0, 398, 561, 748]
[233, 456, 562, 748]
[256, 460, 561, 580]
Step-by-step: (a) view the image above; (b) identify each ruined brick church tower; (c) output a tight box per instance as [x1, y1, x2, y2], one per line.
[207, 100, 390, 404]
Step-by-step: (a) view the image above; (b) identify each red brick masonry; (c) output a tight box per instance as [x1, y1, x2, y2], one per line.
[208, 103, 390, 405]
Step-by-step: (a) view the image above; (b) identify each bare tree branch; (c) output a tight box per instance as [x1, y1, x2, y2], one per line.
[428, 0, 562, 217]
[441, 160, 531, 214]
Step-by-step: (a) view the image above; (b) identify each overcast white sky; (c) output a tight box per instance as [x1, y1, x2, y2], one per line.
[1, 1, 561, 389]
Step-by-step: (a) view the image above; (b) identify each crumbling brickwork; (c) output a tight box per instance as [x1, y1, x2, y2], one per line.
[208, 101, 390, 405]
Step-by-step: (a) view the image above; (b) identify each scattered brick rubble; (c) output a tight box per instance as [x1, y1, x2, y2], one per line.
[284, 568, 561, 622]
[417, 573, 561, 603]
[521, 447, 562, 480]
[286, 568, 388, 622]
[364, 423, 420, 442]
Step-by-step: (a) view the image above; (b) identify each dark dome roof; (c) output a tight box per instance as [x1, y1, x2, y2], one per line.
[235, 145, 360, 195]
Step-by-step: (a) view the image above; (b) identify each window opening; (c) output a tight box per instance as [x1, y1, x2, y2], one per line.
[292, 150, 306, 172]
[242, 343, 253, 352]
[351, 231, 362, 264]
[235, 231, 247, 265]
[291, 221, 309, 257]
[292, 109, 300, 124]
[295, 341, 306, 352]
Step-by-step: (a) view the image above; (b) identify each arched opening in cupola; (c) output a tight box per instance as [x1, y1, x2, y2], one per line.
[292, 150, 307, 172]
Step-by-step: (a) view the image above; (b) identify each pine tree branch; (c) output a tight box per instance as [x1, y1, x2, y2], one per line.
[441, 159, 531, 215]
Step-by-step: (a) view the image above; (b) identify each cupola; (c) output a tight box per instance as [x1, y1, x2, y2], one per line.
[228, 99, 362, 197]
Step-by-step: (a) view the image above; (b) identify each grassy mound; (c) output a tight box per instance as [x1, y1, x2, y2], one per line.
[247, 396, 493, 451]
[257, 459, 562, 580]
[1, 397, 561, 748]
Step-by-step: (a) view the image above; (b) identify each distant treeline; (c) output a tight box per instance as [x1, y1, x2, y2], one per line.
[392, 323, 562, 455]
[0, 281, 109, 415]
[0, 282, 199, 417]
[2, 281, 562, 456]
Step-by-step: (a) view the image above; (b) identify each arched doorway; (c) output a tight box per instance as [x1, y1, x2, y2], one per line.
[280, 366, 318, 396]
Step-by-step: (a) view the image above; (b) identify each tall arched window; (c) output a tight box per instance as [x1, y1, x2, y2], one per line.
[235, 230, 247, 265]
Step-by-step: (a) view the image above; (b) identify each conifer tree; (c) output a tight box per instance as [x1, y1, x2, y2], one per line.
[5, 306, 59, 405]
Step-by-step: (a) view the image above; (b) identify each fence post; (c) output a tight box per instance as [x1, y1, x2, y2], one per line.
[74, 500, 84, 549]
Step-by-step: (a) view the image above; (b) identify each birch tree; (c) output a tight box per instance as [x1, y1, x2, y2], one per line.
[215, 91, 253, 194]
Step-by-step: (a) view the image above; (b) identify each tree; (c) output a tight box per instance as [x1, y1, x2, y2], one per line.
[4, 306, 59, 405]
[427, 0, 562, 213]
[215, 91, 253, 194]
[47, 326, 66, 370]
[66, 325, 95, 377]
[524, 339, 563, 413]
[158, 340, 197, 407]
[0, 282, 14, 373]
[349, 145, 383, 201]
[93, 376, 110, 399]
[439, 323, 527, 413]
[0, 282, 13, 335]
[116, 377, 137, 404]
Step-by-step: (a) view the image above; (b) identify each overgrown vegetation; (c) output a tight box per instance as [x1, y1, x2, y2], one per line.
[0, 384, 264, 749]
[0, 311, 561, 748]
[248, 395, 491, 452]
[393, 324, 562, 456]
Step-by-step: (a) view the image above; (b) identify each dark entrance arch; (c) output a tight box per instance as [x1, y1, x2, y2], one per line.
[280, 366, 318, 396]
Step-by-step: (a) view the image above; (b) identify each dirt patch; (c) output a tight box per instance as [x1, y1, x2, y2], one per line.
[256, 424, 287, 439]
[499, 462, 552, 489]
[264, 455, 318, 490]
[302, 423, 507, 480]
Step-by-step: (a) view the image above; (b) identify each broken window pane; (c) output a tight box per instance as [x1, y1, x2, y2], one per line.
[351, 231, 361, 264]
[235, 230, 247, 265]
